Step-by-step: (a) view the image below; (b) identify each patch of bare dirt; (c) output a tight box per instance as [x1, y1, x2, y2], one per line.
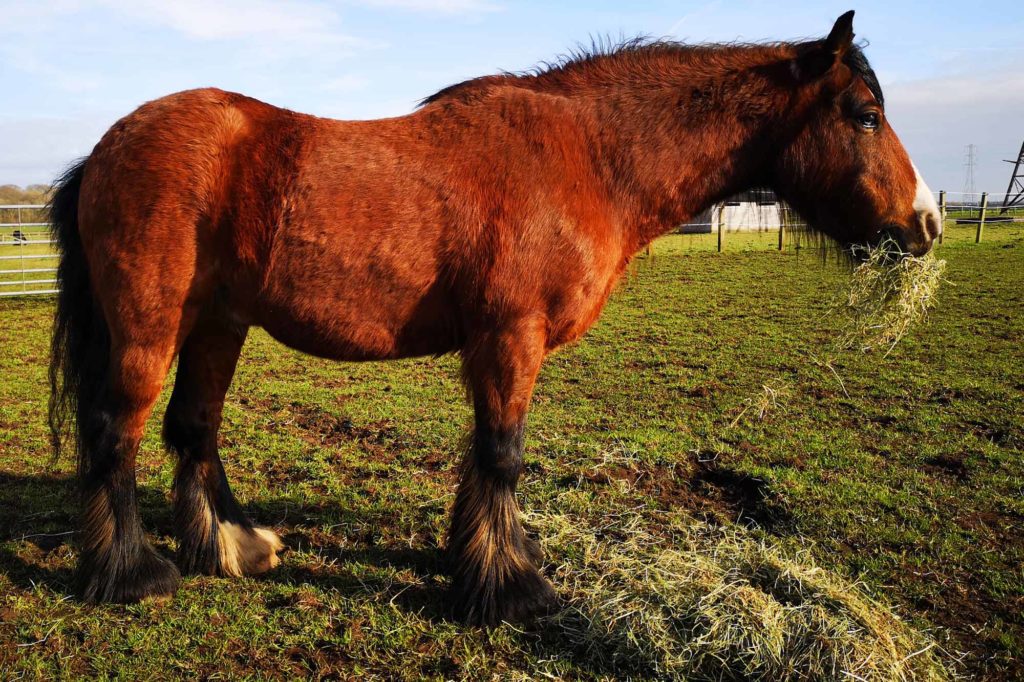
[922, 453, 971, 482]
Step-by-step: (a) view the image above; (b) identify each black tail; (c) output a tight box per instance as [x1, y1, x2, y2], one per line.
[48, 157, 110, 471]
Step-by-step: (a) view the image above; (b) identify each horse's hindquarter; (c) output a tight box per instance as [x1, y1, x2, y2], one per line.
[255, 118, 461, 361]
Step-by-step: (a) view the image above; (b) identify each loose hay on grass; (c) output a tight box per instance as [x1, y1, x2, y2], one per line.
[728, 379, 792, 429]
[530, 508, 950, 681]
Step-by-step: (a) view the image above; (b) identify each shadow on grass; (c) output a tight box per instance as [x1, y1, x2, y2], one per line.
[0, 471, 179, 597]
[0, 471, 77, 596]
[0, 471, 455, 620]
[0, 470, 764, 678]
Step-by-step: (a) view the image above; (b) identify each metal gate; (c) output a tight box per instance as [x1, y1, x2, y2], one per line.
[0, 204, 57, 297]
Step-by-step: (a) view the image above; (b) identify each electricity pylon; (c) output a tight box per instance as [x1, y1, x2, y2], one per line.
[1000, 140, 1024, 214]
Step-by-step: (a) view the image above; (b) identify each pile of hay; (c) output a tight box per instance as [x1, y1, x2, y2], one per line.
[530, 508, 950, 681]
[835, 239, 947, 355]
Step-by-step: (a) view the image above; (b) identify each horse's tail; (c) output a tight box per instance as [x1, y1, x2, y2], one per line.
[48, 157, 109, 471]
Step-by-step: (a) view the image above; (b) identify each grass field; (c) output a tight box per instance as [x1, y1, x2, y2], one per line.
[1, 224, 1021, 679]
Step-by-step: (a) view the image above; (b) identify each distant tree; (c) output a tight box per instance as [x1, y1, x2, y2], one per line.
[26, 184, 53, 201]
[0, 185, 23, 203]
[0, 184, 52, 225]
[0, 184, 52, 205]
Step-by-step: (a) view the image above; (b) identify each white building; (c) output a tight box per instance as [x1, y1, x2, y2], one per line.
[681, 190, 785, 233]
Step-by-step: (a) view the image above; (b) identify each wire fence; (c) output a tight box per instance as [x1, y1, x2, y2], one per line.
[1, 192, 1021, 298]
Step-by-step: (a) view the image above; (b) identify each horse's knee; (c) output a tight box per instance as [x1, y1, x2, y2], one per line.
[162, 394, 212, 456]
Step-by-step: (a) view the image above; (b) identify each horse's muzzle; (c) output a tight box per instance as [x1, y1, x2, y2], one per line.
[874, 221, 935, 260]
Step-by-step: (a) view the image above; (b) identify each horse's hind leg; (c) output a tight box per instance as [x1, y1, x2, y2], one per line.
[163, 314, 284, 577]
[77, 333, 183, 602]
[448, 316, 557, 625]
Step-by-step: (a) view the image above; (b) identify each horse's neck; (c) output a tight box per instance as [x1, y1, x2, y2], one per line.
[573, 72, 781, 253]
[587, 101, 769, 252]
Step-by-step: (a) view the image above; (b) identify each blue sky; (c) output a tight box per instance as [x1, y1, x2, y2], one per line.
[1, 0, 1022, 195]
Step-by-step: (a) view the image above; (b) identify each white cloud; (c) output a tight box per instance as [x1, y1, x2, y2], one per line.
[322, 74, 370, 92]
[0, 115, 117, 184]
[357, 0, 501, 13]
[2, 51, 102, 94]
[668, 1, 723, 36]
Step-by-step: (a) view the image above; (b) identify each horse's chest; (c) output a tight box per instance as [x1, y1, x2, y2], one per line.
[546, 266, 623, 349]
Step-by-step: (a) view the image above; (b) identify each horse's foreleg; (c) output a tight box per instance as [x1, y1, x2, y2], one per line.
[77, 343, 181, 602]
[163, 316, 284, 577]
[449, 316, 557, 625]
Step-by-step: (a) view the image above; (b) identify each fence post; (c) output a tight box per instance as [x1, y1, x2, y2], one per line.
[717, 204, 724, 253]
[777, 218, 785, 251]
[975, 192, 988, 243]
[937, 190, 946, 244]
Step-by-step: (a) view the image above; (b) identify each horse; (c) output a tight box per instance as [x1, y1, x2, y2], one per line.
[47, 10, 940, 625]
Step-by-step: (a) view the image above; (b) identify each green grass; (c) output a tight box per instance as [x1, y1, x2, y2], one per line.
[1, 223, 1021, 679]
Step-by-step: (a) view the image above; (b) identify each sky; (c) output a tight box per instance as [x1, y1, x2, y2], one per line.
[1, 0, 1022, 196]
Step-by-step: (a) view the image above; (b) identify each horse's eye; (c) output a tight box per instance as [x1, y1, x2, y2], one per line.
[857, 111, 880, 131]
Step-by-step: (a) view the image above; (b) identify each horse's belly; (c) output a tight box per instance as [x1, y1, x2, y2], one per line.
[252, 230, 461, 361]
[260, 309, 460, 360]
[255, 284, 460, 361]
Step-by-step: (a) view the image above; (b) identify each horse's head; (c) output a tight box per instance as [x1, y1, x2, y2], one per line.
[771, 11, 940, 257]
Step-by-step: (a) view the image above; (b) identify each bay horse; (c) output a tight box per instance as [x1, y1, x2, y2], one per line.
[48, 11, 940, 625]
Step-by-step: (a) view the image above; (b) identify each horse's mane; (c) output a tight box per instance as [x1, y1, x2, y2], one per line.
[420, 36, 883, 108]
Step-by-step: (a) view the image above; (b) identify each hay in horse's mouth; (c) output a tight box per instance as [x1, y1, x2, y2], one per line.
[724, 237, 946, 430]
[837, 238, 947, 355]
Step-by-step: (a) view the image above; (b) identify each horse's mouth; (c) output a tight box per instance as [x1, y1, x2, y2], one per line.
[858, 226, 931, 261]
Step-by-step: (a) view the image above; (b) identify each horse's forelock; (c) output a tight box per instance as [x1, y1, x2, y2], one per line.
[843, 44, 884, 107]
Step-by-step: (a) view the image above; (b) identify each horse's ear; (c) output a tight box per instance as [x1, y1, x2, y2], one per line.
[825, 10, 855, 59]
[794, 10, 856, 82]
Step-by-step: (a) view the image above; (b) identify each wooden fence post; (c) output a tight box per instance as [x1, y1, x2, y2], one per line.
[975, 192, 988, 244]
[937, 190, 946, 244]
[777, 219, 785, 251]
[717, 204, 724, 253]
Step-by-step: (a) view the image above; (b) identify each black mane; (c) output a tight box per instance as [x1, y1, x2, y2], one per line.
[420, 35, 884, 108]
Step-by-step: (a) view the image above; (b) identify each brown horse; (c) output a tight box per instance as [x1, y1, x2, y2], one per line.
[48, 11, 939, 625]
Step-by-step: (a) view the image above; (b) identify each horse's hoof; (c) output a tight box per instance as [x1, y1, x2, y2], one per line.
[217, 522, 285, 576]
[452, 564, 558, 627]
[78, 544, 181, 604]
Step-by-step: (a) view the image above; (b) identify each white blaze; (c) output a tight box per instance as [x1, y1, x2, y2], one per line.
[912, 161, 942, 238]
